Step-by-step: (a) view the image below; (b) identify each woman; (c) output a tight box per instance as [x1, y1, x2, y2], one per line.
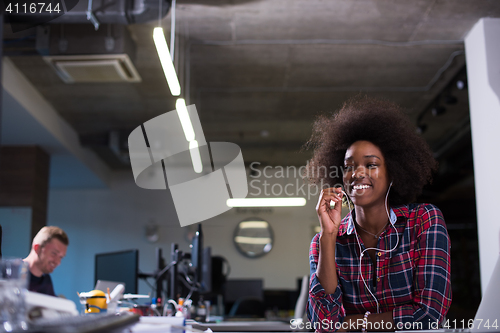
[305, 97, 451, 332]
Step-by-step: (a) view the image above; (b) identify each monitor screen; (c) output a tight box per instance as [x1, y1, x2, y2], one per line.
[190, 225, 212, 294]
[95, 249, 138, 294]
[200, 246, 212, 294]
[191, 224, 203, 286]
[224, 279, 263, 303]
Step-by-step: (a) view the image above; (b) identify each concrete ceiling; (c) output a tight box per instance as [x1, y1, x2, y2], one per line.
[3, 0, 500, 198]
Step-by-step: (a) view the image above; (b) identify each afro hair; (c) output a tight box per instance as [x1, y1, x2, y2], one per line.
[304, 96, 438, 205]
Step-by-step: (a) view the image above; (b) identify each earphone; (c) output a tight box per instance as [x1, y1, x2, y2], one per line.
[341, 181, 400, 314]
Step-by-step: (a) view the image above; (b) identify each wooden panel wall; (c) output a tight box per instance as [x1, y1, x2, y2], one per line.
[0, 146, 50, 240]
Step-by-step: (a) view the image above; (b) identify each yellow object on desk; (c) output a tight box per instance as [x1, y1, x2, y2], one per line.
[84, 290, 108, 314]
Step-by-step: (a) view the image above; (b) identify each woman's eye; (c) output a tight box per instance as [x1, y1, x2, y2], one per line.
[367, 164, 377, 169]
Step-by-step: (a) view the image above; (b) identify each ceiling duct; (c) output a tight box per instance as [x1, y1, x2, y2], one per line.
[38, 24, 141, 83]
[6, 0, 171, 26]
[80, 130, 132, 168]
[37, 24, 136, 55]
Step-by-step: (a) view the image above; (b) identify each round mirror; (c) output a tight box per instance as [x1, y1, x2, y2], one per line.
[233, 218, 274, 258]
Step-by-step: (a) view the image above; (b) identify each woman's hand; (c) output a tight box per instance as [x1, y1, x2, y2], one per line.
[315, 187, 344, 294]
[316, 187, 344, 236]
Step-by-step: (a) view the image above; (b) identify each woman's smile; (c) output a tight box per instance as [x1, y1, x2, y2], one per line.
[343, 140, 389, 207]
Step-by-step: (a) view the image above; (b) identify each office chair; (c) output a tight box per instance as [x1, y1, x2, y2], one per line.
[294, 275, 309, 321]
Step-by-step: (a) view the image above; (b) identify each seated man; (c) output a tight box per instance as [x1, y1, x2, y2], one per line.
[24, 226, 68, 296]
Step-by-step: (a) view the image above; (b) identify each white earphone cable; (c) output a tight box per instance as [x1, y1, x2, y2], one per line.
[342, 181, 399, 314]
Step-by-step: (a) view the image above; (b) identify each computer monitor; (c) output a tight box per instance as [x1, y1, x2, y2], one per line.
[200, 246, 212, 294]
[191, 224, 203, 281]
[224, 279, 263, 315]
[224, 279, 264, 303]
[190, 224, 212, 294]
[95, 249, 138, 294]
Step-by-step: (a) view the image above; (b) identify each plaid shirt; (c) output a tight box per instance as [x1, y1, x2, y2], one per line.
[307, 203, 452, 331]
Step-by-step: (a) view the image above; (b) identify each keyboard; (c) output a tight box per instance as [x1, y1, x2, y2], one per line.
[26, 312, 140, 333]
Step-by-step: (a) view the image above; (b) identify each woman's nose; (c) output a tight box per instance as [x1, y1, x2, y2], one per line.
[352, 166, 366, 179]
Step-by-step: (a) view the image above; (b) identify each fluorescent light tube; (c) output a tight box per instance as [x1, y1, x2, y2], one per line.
[238, 221, 270, 229]
[234, 236, 272, 245]
[227, 198, 307, 207]
[153, 27, 181, 96]
[176, 98, 195, 142]
[189, 140, 203, 173]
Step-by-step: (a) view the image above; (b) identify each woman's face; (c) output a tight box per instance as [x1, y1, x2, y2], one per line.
[343, 140, 390, 208]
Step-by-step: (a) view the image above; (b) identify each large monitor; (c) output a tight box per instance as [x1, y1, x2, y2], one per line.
[200, 246, 212, 294]
[190, 224, 212, 294]
[95, 249, 138, 294]
[224, 279, 264, 303]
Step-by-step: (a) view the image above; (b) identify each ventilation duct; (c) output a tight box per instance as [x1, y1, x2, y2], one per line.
[38, 24, 136, 56]
[37, 24, 141, 83]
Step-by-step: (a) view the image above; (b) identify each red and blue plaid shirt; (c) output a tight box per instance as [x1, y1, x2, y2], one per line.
[307, 203, 452, 331]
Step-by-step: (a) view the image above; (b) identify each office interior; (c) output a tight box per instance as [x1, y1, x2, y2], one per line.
[1, 0, 500, 324]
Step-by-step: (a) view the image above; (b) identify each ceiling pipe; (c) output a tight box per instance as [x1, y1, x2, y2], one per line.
[86, 0, 100, 30]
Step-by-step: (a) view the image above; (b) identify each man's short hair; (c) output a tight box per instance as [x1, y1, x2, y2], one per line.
[32, 226, 69, 248]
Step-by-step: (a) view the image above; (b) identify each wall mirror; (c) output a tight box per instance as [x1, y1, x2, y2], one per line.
[233, 218, 274, 258]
